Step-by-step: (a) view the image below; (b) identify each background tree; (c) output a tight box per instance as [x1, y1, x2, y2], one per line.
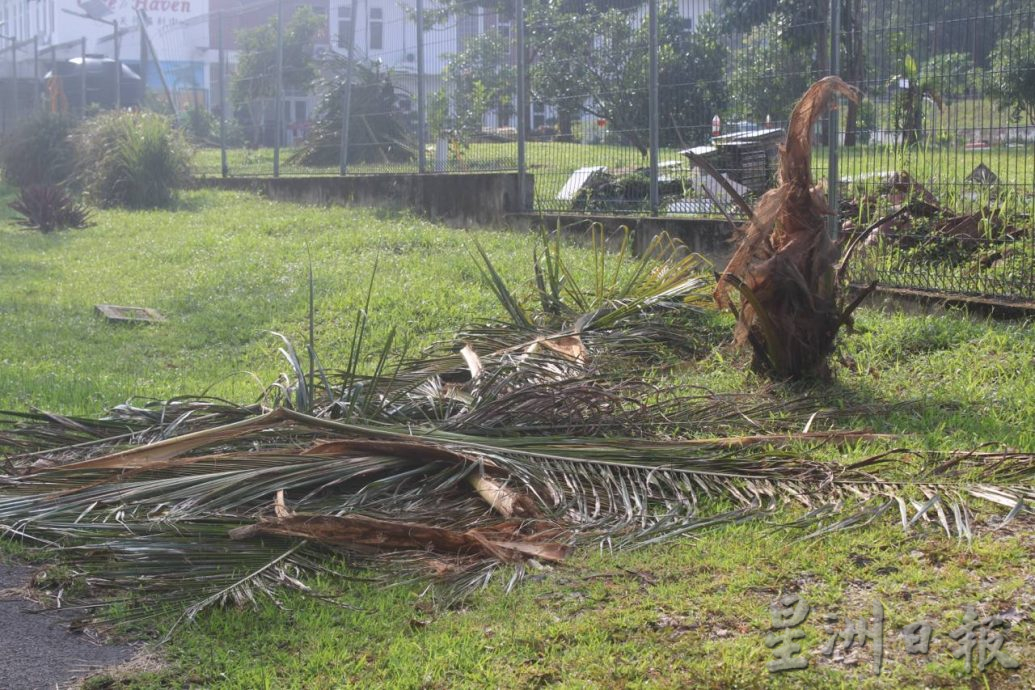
[987, 30, 1035, 124]
[439, 32, 517, 139]
[920, 52, 978, 102]
[729, 19, 811, 123]
[529, 2, 727, 152]
[889, 54, 942, 146]
[230, 6, 323, 146]
[720, 0, 829, 142]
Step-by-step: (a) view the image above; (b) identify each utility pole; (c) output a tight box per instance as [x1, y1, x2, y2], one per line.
[80, 37, 86, 115]
[32, 37, 38, 113]
[219, 11, 228, 177]
[416, 0, 426, 173]
[340, 0, 358, 174]
[139, 15, 149, 89]
[273, 0, 283, 177]
[11, 39, 18, 126]
[516, 0, 527, 210]
[648, 0, 660, 216]
[827, 0, 841, 241]
[113, 20, 120, 109]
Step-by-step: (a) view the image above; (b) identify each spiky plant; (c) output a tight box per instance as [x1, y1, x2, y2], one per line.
[0, 111, 76, 188]
[9, 184, 92, 233]
[72, 111, 193, 210]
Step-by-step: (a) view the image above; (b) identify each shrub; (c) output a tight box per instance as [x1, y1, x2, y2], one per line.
[0, 111, 76, 188]
[9, 184, 92, 233]
[72, 111, 193, 209]
[176, 105, 217, 144]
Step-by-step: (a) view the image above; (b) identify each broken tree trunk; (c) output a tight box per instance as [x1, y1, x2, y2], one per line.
[714, 76, 863, 380]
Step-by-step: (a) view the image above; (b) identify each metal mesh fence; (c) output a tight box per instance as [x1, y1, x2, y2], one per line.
[3, 0, 1034, 300]
[839, 0, 1035, 301]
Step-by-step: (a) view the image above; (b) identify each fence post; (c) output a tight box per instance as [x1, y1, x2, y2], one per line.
[139, 15, 149, 90]
[516, 0, 527, 211]
[274, 0, 283, 177]
[416, 0, 426, 174]
[33, 37, 38, 113]
[219, 12, 228, 177]
[648, 0, 660, 216]
[113, 20, 120, 110]
[827, 0, 841, 241]
[11, 39, 18, 127]
[80, 38, 87, 117]
[137, 10, 176, 114]
[340, 0, 358, 175]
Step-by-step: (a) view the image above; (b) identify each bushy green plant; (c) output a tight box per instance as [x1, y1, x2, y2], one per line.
[176, 105, 217, 144]
[72, 111, 193, 209]
[988, 30, 1035, 124]
[9, 184, 92, 233]
[0, 111, 76, 188]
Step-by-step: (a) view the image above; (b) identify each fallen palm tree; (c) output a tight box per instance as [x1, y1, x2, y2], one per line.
[714, 77, 867, 379]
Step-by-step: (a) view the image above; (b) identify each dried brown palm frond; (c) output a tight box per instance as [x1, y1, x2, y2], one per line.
[714, 77, 865, 379]
[0, 404, 1031, 631]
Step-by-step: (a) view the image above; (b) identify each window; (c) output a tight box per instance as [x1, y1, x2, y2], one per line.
[369, 7, 383, 51]
[337, 5, 353, 50]
[532, 101, 545, 129]
[496, 20, 510, 40]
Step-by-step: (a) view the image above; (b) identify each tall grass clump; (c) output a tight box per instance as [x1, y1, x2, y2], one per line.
[0, 111, 77, 188]
[72, 111, 193, 209]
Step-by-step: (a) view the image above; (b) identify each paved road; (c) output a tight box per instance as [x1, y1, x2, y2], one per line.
[0, 563, 135, 690]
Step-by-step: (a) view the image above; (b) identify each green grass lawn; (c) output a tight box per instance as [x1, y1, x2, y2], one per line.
[2, 191, 1033, 689]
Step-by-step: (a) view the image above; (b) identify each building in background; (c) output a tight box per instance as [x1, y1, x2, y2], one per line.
[0, 0, 721, 144]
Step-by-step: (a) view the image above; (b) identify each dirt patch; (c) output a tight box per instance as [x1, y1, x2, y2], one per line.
[0, 562, 136, 690]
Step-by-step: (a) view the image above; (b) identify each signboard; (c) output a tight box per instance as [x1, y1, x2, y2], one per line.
[54, 0, 210, 63]
[72, 0, 209, 27]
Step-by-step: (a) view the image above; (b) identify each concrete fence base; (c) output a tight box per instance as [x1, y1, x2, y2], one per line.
[506, 213, 735, 265]
[196, 172, 532, 228]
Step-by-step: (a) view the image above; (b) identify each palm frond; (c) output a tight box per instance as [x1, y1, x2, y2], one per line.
[1, 405, 1031, 631]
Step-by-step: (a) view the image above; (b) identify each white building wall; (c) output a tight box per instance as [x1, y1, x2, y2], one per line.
[326, 0, 471, 77]
[4, 0, 209, 60]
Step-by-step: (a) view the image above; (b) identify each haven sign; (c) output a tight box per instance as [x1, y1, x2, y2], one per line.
[71, 0, 208, 28]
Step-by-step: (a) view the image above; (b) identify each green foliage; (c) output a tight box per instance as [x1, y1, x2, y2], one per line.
[72, 111, 193, 209]
[890, 54, 942, 147]
[921, 52, 978, 102]
[440, 31, 516, 138]
[8, 184, 92, 233]
[230, 6, 323, 145]
[529, 3, 728, 152]
[291, 56, 415, 166]
[0, 111, 76, 188]
[176, 105, 218, 144]
[853, 99, 876, 143]
[729, 19, 811, 121]
[988, 30, 1035, 123]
